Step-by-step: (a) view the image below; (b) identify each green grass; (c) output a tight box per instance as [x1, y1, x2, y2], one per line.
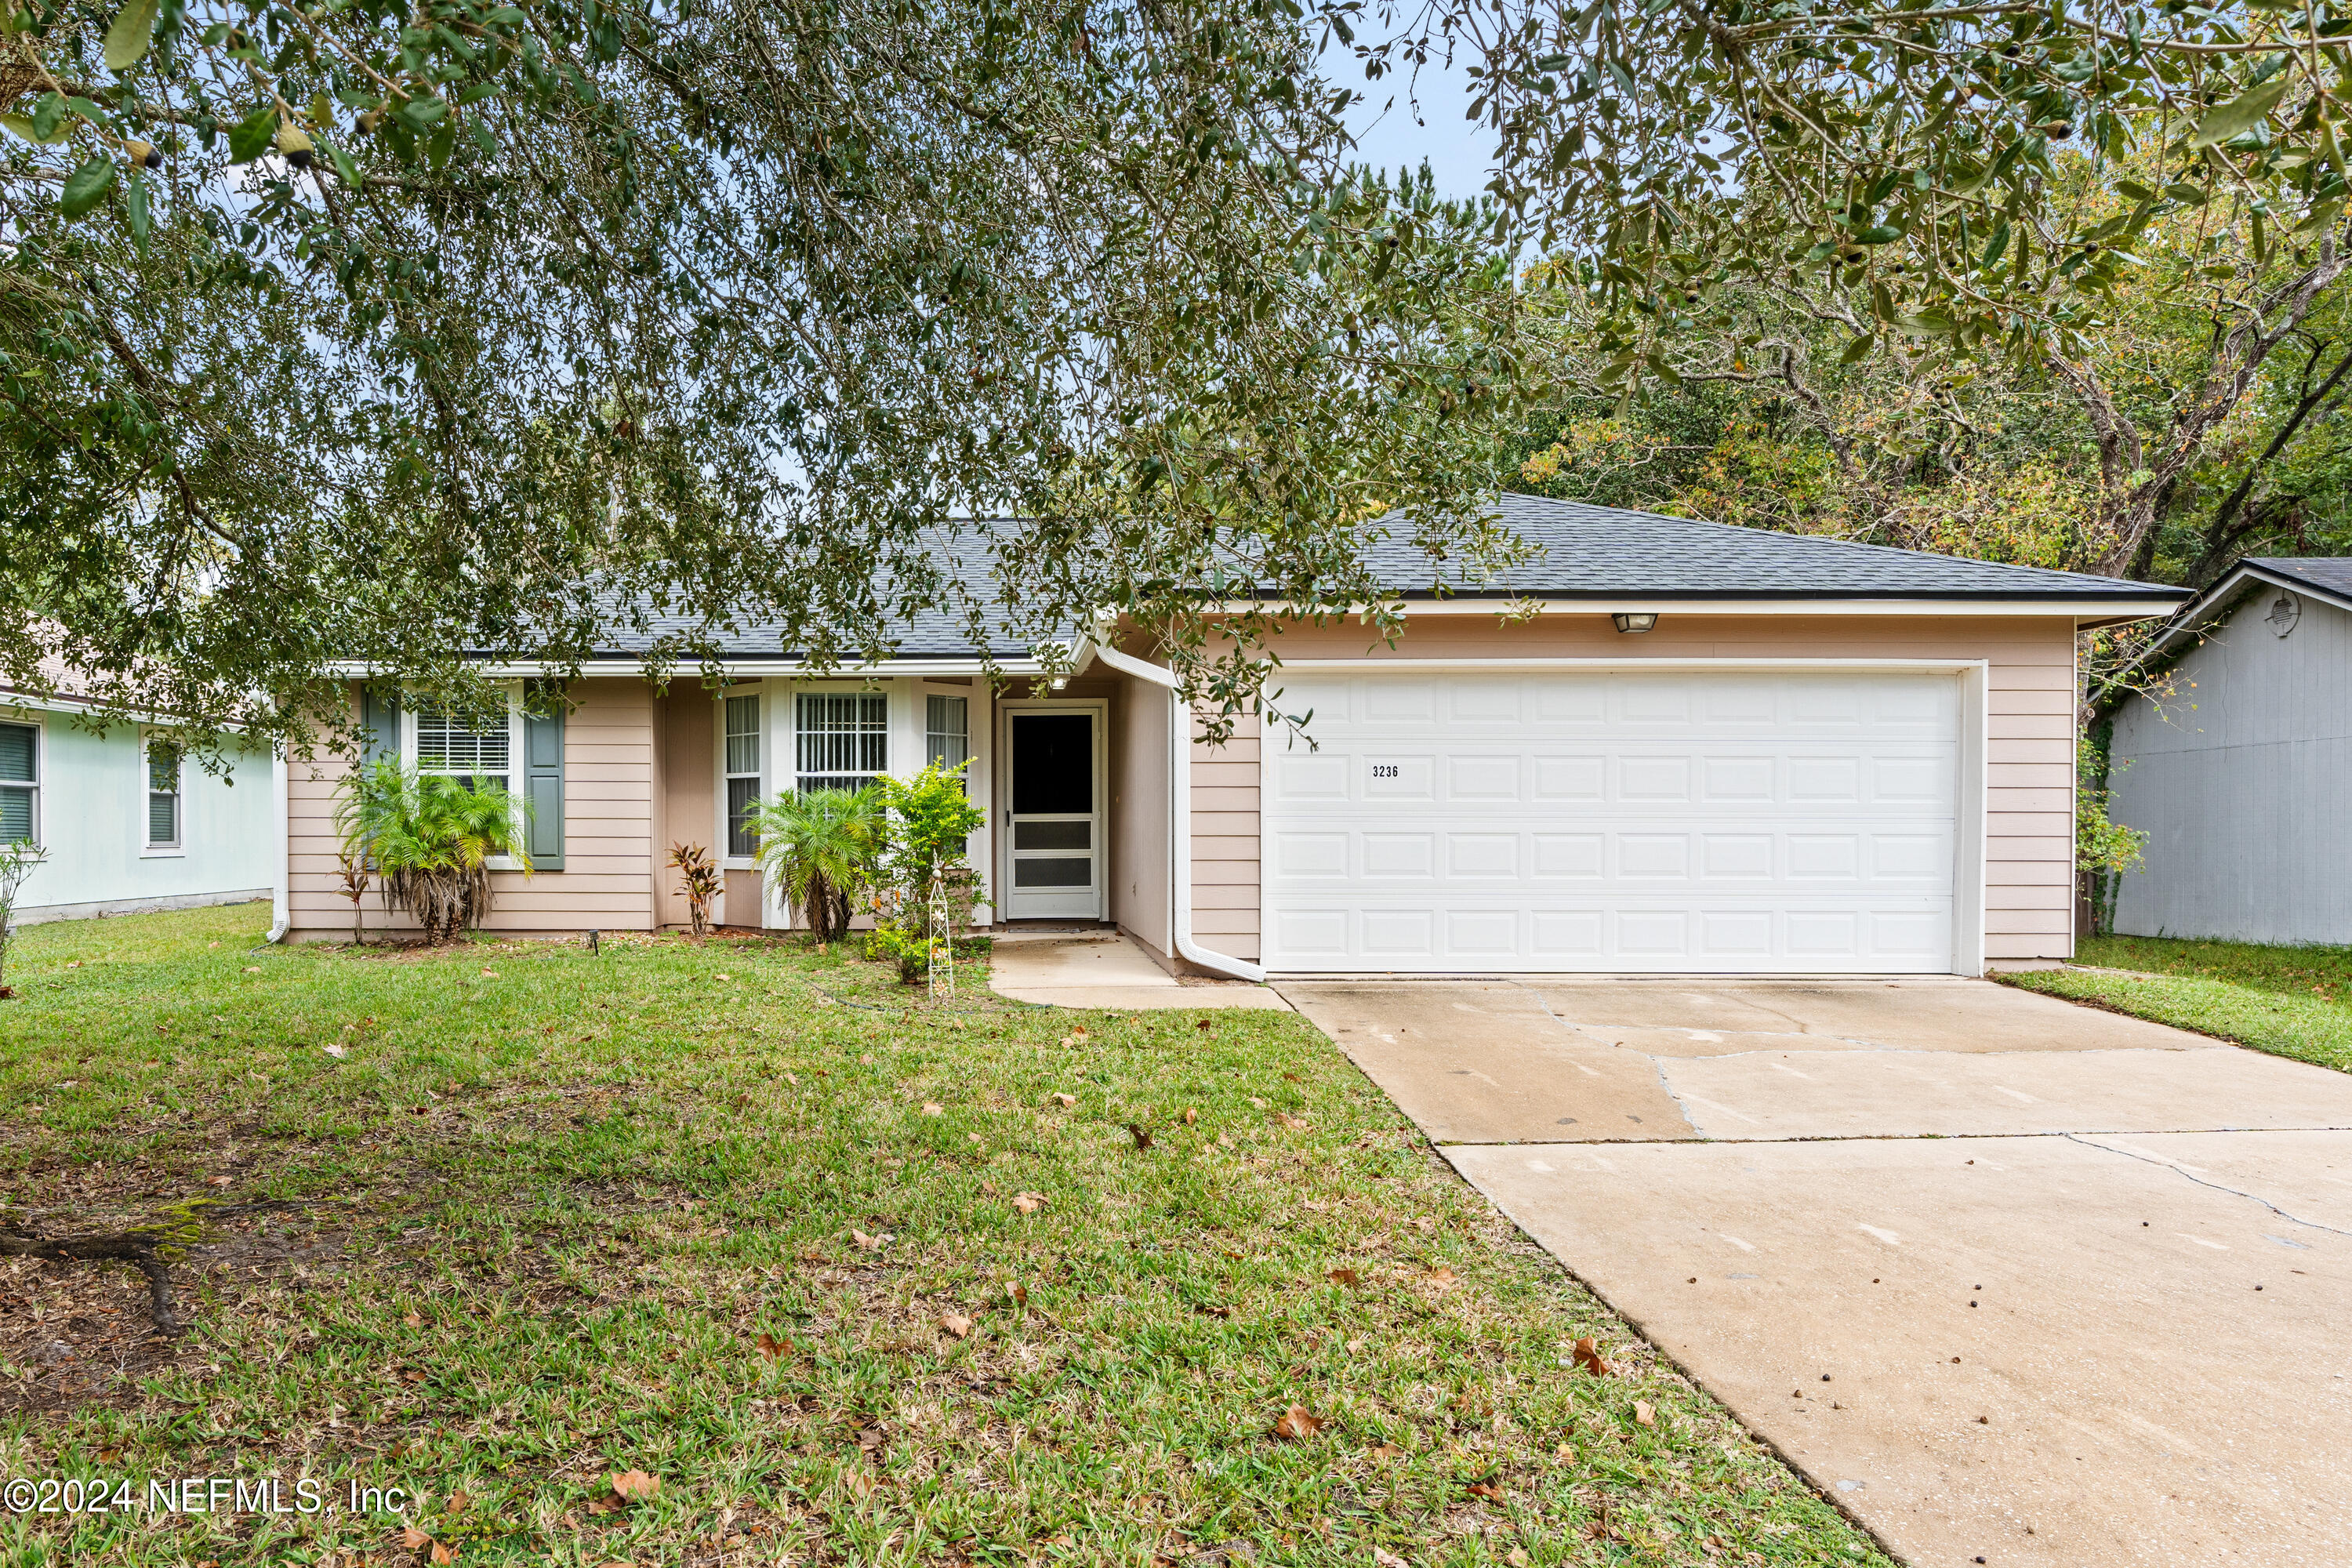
[0, 905, 1884, 1566]
[2002, 934, 2352, 1073]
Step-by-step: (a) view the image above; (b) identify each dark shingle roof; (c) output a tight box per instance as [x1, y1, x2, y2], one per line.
[2240, 557, 2352, 608]
[1361, 494, 2183, 602]
[545, 498, 2180, 662]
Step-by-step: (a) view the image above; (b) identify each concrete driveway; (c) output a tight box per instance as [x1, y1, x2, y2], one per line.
[1281, 978, 2352, 1567]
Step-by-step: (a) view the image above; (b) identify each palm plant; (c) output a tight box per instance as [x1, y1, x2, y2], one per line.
[337, 759, 531, 945]
[747, 784, 884, 943]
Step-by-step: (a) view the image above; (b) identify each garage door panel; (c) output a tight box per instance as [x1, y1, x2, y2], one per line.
[1261, 670, 1962, 974]
[1445, 755, 1522, 800]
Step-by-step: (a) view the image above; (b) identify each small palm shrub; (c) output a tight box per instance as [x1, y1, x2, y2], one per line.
[338, 759, 531, 944]
[747, 784, 884, 942]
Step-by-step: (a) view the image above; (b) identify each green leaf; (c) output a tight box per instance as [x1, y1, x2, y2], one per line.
[2114, 179, 2156, 202]
[1853, 225, 1904, 244]
[102, 0, 158, 72]
[2163, 182, 2209, 205]
[60, 156, 118, 219]
[2189, 76, 2291, 149]
[1839, 333, 1875, 364]
[1980, 220, 2011, 270]
[397, 97, 448, 131]
[228, 105, 278, 164]
[124, 169, 150, 245]
[0, 113, 69, 146]
[328, 142, 361, 186]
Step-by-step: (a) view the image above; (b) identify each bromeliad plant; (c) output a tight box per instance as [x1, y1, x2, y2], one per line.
[747, 785, 887, 945]
[667, 841, 722, 941]
[336, 759, 531, 945]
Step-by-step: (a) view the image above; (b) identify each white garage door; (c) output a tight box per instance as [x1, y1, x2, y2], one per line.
[1261, 668, 1962, 974]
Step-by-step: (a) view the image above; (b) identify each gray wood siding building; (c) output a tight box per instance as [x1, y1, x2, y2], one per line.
[2108, 559, 2352, 944]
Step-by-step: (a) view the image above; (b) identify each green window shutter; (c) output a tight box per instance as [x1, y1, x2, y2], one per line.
[524, 704, 564, 871]
[361, 687, 401, 767]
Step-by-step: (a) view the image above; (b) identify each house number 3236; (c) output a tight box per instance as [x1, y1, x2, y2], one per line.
[1370, 764, 1401, 779]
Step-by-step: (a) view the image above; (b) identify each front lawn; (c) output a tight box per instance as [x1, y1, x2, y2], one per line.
[0, 905, 1883, 1566]
[2002, 934, 2352, 1074]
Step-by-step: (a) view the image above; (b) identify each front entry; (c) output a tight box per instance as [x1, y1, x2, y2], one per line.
[1000, 703, 1105, 920]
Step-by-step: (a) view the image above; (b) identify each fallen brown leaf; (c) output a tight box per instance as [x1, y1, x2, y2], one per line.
[1372, 1549, 1410, 1568]
[1633, 1399, 1654, 1428]
[1269, 1405, 1325, 1441]
[1369, 1441, 1405, 1459]
[1050, 1092, 1077, 1108]
[400, 1527, 432, 1550]
[402, 1311, 422, 1328]
[1465, 1479, 1505, 1500]
[756, 1331, 790, 1359]
[1327, 1268, 1360, 1287]
[940, 1312, 975, 1338]
[446, 1488, 471, 1513]
[1128, 1123, 1154, 1150]
[1196, 1018, 1212, 1030]
[609, 1470, 659, 1504]
[920, 1102, 944, 1116]
[1425, 1266, 1457, 1287]
[1194, 1301, 1232, 1319]
[1011, 1191, 1045, 1214]
[1571, 1337, 1612, 1377]
[1181, 1107, 1198, 1125]
[1508, 1549, 1532, 1567]
[431, 1544, 458, 1566]
[842, 1468, 882, 1500]
[851, 1228, 887, 1250]
[1272, 1111, 1310, 1131]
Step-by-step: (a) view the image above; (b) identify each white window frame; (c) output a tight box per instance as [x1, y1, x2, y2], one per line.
[140, 728, 185, 857]
[403, 684, 527, 869]
[791, 684, 892, 795]
[0, 713, 42, 848]
[924, 690, 973, 775]
[714, 685, 767, 872]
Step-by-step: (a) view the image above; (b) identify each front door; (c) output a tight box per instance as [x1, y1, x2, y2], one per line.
[1002, 706, 1104, 920]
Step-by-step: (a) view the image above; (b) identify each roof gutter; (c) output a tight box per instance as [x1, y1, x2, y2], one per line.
[1200, 597, 2187, 619]
[1073, 635, 1267, 985]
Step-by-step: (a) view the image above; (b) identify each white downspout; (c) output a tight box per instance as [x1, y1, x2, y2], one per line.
[266, 748, 291, 942]
[1081, 637, 1267, 984]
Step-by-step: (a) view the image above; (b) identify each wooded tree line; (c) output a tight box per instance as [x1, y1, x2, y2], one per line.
[7, 0, 2352, 744]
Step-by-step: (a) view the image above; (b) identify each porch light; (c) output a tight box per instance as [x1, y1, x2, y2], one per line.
[1049, 677, 1069, 690]
[1612, 612, 1660, 634]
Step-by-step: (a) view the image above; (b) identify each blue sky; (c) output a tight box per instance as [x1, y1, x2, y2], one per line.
[1334, 49, 1494, 201]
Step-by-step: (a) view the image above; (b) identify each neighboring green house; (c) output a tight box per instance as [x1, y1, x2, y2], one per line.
[1, 679, 275, 925]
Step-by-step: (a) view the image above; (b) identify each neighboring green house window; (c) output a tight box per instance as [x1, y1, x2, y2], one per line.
[926, 694, 970, 771]
[724, 694, 760, 858]
[796, 692, 887, 793]
[146, 738, 183, 851]
[0, 720, 34, 843]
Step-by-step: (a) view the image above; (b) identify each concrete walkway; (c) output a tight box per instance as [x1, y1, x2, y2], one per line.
[986, 933, 1290, 1010]
[1282, 977, 2352, 1567]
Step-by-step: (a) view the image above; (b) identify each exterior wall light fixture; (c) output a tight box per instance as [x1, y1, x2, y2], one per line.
[1612, 612, 1660, 634]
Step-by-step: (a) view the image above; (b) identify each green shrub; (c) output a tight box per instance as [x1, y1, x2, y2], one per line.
[336, 758, 531, 944]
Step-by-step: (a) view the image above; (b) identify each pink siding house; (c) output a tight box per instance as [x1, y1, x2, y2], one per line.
[273, 498, 2183, 977]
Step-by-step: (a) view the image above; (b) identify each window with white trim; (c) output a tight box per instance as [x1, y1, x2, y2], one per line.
[925, 694, 970, 772]
[144, 737, 183, 851]
[412, 697, 513, 792]
[795, 691, 887, 792]
[0, 720, 35, 844]
[724, 693, 761, 858]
